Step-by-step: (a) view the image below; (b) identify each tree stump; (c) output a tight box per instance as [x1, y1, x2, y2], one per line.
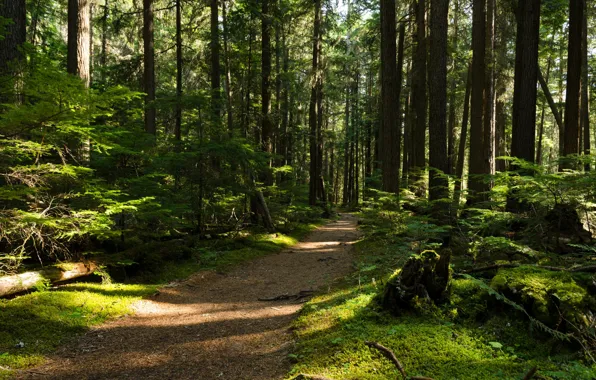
[382, 249, 452, 314]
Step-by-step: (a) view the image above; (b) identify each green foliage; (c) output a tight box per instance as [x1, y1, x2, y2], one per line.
[0, 283, 158, 375]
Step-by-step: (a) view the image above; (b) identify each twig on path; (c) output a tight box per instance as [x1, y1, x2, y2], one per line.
[522, 366, 538, 380]
[365, 341, 408, 379]
[258, 290, 314, 302]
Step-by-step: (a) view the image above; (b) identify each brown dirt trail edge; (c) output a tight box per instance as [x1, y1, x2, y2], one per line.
[18, 214, 360, 380]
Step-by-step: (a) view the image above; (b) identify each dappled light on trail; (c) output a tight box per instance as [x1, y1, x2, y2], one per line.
[17, 214, 361, 380]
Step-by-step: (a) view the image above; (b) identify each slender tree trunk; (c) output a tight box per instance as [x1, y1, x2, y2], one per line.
[563, 0, 584, 162]
[380, 0, 401, 194]
[537, 68, 563, 132]
[447, 0, 459, 175]
[261, 0, 274, 185]
[143, 0, 156, 135]
[536, 58, 552, 164]
[428, 0, 449, 205]
[101, 0, 108, 70]
[223, 0, 234, 135]
[453, 65, 472, 207]
[343, 82, 351, 205]
[467, 0, 486, 205]
[175, 0, 182, 141]
[411, 0, 427, 195]
[581, 7, 590, 171]
[67, 0, 90, 87]
[483, 0, 495, 181]
[243, 27, 254, 139]
[308, 0, 322, 205]
[211, 0, 221, 127]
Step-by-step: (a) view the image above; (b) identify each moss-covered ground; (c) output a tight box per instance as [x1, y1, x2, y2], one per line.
[288, 210, 596, 380]
[0, 221, 320, 379]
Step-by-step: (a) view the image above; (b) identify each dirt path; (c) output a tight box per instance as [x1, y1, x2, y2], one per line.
[19, 214, 360, 380]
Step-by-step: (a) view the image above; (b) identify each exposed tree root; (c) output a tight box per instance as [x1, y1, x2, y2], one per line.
[258, 290, 314, 301]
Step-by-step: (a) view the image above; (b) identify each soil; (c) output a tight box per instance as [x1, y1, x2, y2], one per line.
[18, 214, 360, 380]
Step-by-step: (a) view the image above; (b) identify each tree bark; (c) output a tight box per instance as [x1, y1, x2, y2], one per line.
[428, 0, 449, 204]
[563, 0, 584, 162]
[536, 58, 553, 164]
[308, 0, 322, 205]
[581, 7, 590, 171]
[175, 0, 182, 141]
[410, 0, 427, 194]
[380, 0, 401, 194]
[261, 0, 274, 185]
[0, 0, 26, 98]
[453, 65, 472, 207]
[143, 0, 156, 135]
[446, 0, 459, 175]
[537, 68, 563, 133]
[0, 263, 97, 298]
[483, 0, 495, 181]
[467, 0, 486, 205]
[511, 0, 541, 164]
[211, 0, 221, 129]
[223, 0, 234, 135]
[67, 0, 90, 87]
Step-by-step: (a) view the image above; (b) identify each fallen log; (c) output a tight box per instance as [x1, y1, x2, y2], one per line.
[0, 262, 97, 298]
[461, 263, 596, 274]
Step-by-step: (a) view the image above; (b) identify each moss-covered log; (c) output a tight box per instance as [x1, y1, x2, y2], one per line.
[382, 249, 452, 314]
[0, 262, 97, 297]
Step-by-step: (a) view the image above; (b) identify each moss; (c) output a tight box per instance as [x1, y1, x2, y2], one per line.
[491, 266, 594, 328]
[0, 283, 157, 376]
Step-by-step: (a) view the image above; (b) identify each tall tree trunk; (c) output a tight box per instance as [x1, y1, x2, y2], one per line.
[446, 0, 459, 175]
[581, 7, 590, 171]
[411, 0, 427, 195]
[67, 0, 90, 87]
[175, 0, 182, 141]
[343, 82, 351, 205]
[223, 0, 234, 135]
[143, 0, 156, 135]
[563, 0, 584, 162]
[261, 0, 274, 185]
[536, 57, 552, 164]
[429, 0, 449, 205]
[308, 0, 322, 205]
[380, 0, 401, 194]
[453, 65, 472, 207]
[483, 0, 495, 181]
[100, 0, 108, 70]
[511, 0, 541, 165]
[211, 0, 221, 126]
[467, 0, 486, 205]
[0, 0, 26, 88]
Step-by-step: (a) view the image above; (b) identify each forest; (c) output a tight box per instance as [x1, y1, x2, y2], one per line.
[1, 0, 596, 378]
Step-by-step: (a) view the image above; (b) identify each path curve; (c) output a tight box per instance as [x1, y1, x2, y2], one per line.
[19, 214, 360, 380]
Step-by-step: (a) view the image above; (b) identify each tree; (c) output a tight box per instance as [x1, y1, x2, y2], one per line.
[143, 0, 156, 135]
[428, 0, 449, 204]
[67, 0, 90, 87]
[210, 0, 221, 124]
[410, 0, 427, 194]
[261, 0, 274, 186]
[467, 0, 486, 205]
[563, 0, 584, 161]
[175, 0, 182, 141]
[308, 0, 322, 205]
[0, 0, 26, 78]
[510, 0, 541, 164]
[379, 0, 401, 194]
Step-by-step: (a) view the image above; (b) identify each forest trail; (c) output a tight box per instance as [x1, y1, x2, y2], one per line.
[18, 214, 361, 380]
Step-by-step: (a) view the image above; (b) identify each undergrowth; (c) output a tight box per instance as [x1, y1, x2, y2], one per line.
[288, 209, 596, 380]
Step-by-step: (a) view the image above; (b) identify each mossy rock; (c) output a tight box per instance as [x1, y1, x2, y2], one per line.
[490, 266, 596, 330]
[473, 237, 538, 264]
